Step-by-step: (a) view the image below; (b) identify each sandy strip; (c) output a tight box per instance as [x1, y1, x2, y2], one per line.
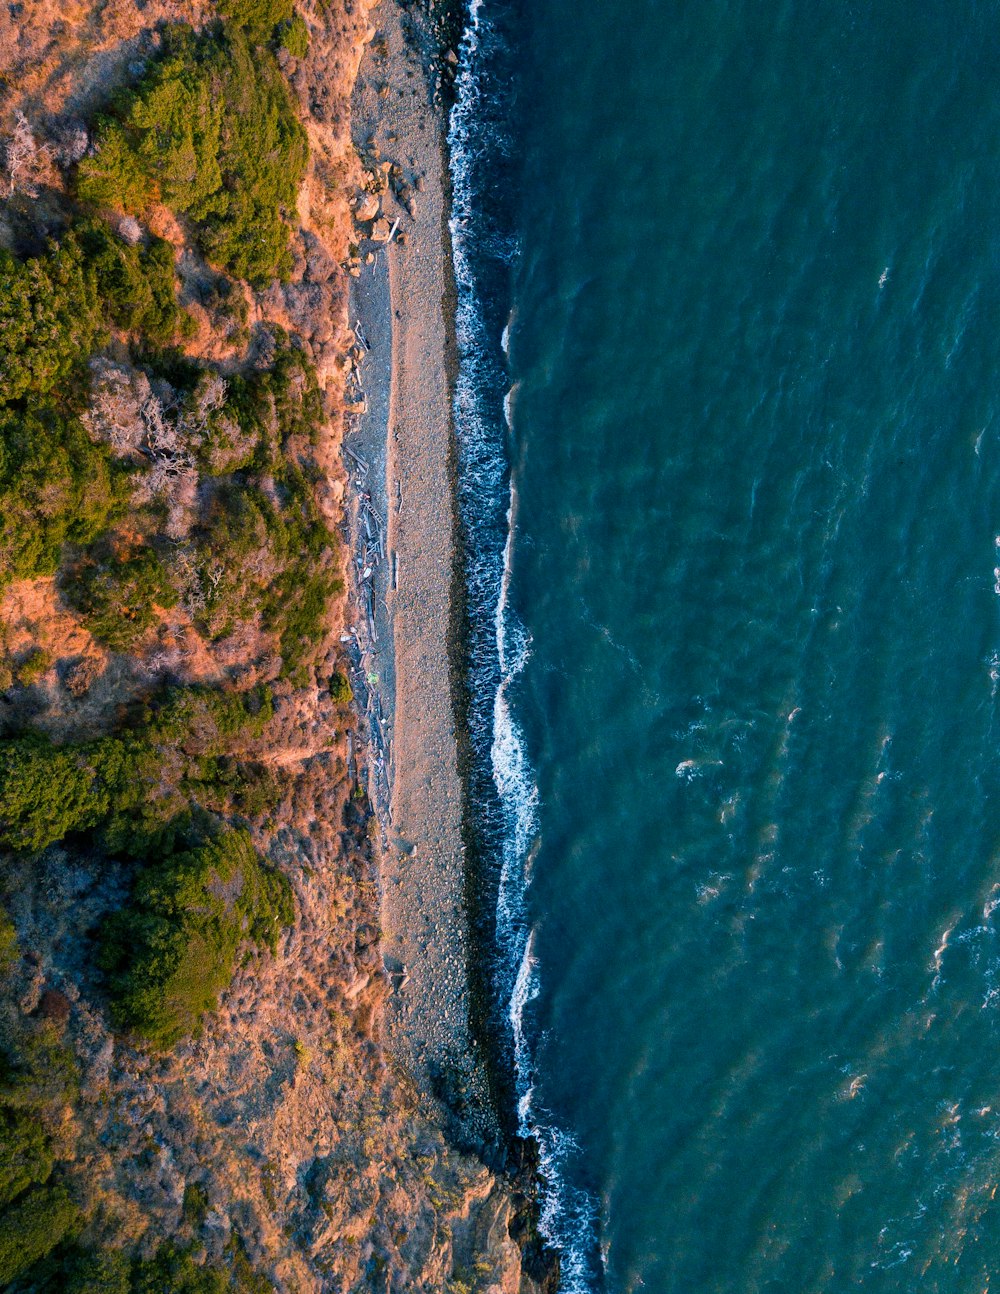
[348, 0, 494, 1140]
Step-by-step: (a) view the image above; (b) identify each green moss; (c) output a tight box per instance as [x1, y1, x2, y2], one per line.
[98, 828, 293, 1048]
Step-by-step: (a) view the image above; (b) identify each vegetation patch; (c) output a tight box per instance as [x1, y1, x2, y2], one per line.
[0, 685, 277, 856]
[0, 405, 123, 587]
[98, 828, 293, 1048]
[0, 921, 83, 1287]
[77, 23, 308, 284]
[0, 241, 101, 405]
[64, 541, 179, 651]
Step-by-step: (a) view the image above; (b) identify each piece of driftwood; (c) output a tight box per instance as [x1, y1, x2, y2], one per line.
[344, 445, 370, 473]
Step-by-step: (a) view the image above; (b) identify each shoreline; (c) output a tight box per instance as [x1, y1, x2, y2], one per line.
[345, 5, 561, 1286]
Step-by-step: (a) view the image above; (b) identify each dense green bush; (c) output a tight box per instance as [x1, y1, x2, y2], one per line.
[144, 684, 274, 750]
[190, 344, 338, 672]
[75, 221, 184, 346]
[0, 685, 275, 856]
[0, 737, 105, 853]
[44, 1243, 253, 1294]
[71, 124, 151, 215]
[0, 1184, 81, 1285]
[78, 24, 307, 283]
[15, 648, 52, 687]
[328, 670, 352, 706]
[98, 828, 293, 1047]
[0, 406, 123, 586]
[218, 0, 293, 39]
[132, 1246, 232, 1294]
[0, 1107, 54, 1209]
[0, 242, 101, 405]
[65, 543, 179, 651]
[278, 12, 309, 58]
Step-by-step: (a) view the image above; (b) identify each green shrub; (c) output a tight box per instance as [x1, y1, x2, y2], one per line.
[182, 1181, 210, 1228]
[74, 221, 183, 346]
[218, 0, 294, 40]
[278, 12, 309, 58]
[145, 685, 274, 750]
[0, 1107, 54, 1209]
[0, 243, 101, 405]
[36, 1242, 263, 1294]
[0, 685, 276, 857]
[0, 911, 17, 976]
[78, 25, 307, 284]
[60, 1249, 133, 1294]
[0, 737, 106, 853]
[0, 1018, 80, 1111]
[328, 670, 352, 706]
[74, 123, 151, 213]
[0, 1184, 81, 1285]
[198, 31, 308, 282]
[65, 543, 179, 651]
[16, 648, 52, 687]
[188, 342, 337, 673]
[0, 406, 122, 586]
[133, 1245, 231, 1294]
[98, 828, 293, 1048]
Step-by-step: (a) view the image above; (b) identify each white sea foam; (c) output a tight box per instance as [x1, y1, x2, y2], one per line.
[448, 3, 604, 1285]
[501, 320, 511, 354]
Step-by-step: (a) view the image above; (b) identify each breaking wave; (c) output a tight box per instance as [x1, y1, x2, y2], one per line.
[447, 1, 605, 1287]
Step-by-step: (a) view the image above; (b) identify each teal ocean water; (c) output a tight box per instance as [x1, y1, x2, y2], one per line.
[452, 0, 1000, 1289]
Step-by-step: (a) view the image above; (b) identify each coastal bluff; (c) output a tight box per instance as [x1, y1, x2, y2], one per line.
[0, 0, 555, 1289]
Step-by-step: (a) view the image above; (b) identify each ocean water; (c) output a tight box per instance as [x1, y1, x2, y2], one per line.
[451, 0, 1000, 1290]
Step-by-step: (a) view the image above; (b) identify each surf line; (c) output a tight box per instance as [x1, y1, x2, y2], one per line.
[446, 1, 608, 1287]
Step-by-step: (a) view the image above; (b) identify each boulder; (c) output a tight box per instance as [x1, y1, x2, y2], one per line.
[353, 191, 380, 222]
[371, 218, 392, 243]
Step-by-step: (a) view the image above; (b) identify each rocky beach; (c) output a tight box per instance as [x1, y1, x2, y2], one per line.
[345, 0, 494, 1141]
